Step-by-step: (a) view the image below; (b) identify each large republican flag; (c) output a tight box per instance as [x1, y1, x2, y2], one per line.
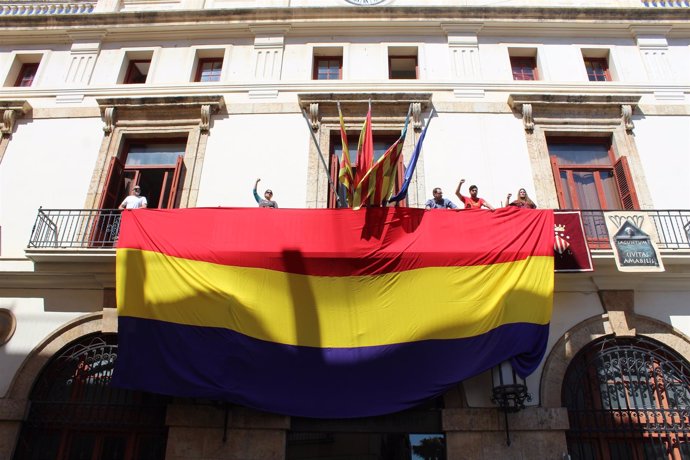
[113, 206, 554, 418]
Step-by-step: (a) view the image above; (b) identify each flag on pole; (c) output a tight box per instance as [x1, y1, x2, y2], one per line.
[353, 101, 373, 188]
[389, 108, 434, 203]
[352, 105, 411, 209]
[337, 103, 354, 207]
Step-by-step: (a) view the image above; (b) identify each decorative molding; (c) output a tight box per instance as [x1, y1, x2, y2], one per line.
[508, 93, 641, 130]
[298, 93, 433, 124]
[0, 2, 95, 16]
[621, 104, 634, 132]
[200, 104, 211, 132]
[96, 95, 225, 132]
[0, 100, 31, 136]
[102, 107, 115, 134]
[412, 102, 422, 131]
[522, 103, 534, 132]
[1, 110, 16, 136]
[309, 103, 319, 131]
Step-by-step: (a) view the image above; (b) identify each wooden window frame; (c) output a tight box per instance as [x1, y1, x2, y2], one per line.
[195, 57, 223, 82]
[583, 57, 611, 82]
[123, 60, 150, 85]
[388, 55, 418, 80]
[548, 136, 639, 210]
[14, 62, 39, 87]
[99, 138, 186, 210]
[313, 56, 343, 80]
[510, 56, 539, 81]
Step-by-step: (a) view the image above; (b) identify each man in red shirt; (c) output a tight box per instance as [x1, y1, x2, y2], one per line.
[455, 179, 495, 210]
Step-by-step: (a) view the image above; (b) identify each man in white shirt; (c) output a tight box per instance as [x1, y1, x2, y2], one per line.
[119, 185, 148, 209]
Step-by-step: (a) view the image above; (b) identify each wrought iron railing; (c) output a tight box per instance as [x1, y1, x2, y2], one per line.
[579, 210, 690, 250]
[28, 208, 122, 249]
[27, 208, 690, 251]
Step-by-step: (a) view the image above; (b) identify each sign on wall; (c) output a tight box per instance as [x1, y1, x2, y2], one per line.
[604, 212, 664, 273]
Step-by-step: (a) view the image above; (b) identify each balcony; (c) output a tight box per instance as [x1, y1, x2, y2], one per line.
[26, 208, 690, 254]
[579, 210, 690, 250]
[27, 208, 120, 262]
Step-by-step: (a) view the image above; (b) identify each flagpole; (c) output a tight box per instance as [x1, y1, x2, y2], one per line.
[300, 107, 342, 207]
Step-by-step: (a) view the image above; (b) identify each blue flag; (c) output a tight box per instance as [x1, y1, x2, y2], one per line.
[389, 109, 434, 203]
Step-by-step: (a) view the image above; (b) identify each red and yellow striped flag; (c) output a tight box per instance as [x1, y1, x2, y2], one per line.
[337, 103, 354, 207]
[352, 106, 411, 209]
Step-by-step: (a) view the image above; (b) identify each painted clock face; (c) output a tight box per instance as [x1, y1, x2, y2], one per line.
[345, 0, 386, 5]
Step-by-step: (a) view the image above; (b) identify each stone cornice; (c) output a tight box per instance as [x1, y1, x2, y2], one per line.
[1, 7, 690, 43]
[508, 94, 642, 112]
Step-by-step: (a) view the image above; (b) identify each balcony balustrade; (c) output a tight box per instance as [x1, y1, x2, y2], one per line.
[27, 208, 690, 251]
[28, 208, 121, 249]
[0, 0, 95, 16]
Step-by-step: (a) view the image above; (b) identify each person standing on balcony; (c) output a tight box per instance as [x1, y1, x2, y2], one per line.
[119, 185, 148, 210]
[455, 179, 495, 210]
[253, 178, 278, 208]
[425, 187, 458, 210]
[506, 188, 537, 209]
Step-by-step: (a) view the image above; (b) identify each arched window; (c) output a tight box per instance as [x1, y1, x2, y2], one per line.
[563, 335, 690, 460]
[13, 333, 169, 460]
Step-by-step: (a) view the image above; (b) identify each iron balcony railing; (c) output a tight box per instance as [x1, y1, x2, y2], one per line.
[27, 208, 690, 250]
[28, 208, 122, 249]
[579, 210, 690, 250]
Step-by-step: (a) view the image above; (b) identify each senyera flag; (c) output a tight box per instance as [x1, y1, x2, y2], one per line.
[114, 207, 554, 418]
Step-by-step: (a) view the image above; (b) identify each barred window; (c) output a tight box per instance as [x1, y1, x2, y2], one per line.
[563, 335, 690, 460]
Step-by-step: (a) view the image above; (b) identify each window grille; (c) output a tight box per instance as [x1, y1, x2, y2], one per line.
[563, 335, 690, 460]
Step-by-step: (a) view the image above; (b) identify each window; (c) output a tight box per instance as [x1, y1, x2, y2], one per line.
[313, 47, 343, 80]
[510, 56, 538, 81]
[3, 53, 42, 87]
[329, 133, 405, 208]
[100, 139, 187, 210]
[388, 47, 418, 79]
[563, 336, 690, 460]
[123, 60, 150, 84]
[195, 57, 223, 82]
[13, 333, 169, 460]
[313, 57, 342, 80]
[14, 63, 38, 87]
[548, 137, 638, 210]
[584, 57, 611, 82]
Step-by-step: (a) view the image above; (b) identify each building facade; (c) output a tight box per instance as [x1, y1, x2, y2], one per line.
[1, 1, 690, 459]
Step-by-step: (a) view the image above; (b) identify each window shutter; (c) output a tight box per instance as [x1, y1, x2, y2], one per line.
[98, 156, 125, 209]
[550, 156, 565, 208]
[613, 156, 639, 210]
[166, 155, 186, 209]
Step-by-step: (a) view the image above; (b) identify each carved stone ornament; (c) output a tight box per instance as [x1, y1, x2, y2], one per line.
[412, 102, 422, 131]
[622, 104, 634, 132]
[522, 103, 534, 132]
[200, 105, 211, 132]
[309, 103, 319, 131]
[1, 109, 16, 135]
[102, 106, 115, 134]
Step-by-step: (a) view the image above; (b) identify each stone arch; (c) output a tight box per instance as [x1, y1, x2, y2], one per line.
[6, 311, 105, 401]
[540, 313, 690, 408]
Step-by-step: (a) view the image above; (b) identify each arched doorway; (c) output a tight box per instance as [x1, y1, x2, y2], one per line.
[563, 335, 690, 459]
[13, 333, 169, 460]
